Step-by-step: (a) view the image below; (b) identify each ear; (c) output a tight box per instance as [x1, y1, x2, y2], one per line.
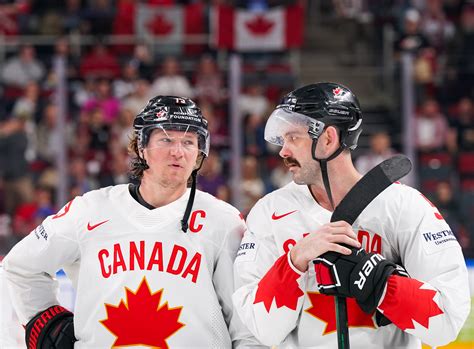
[321, 126, 340, 154]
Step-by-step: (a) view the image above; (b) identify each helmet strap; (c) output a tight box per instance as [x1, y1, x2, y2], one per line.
[180, 155, 206, 233]
[311, 139, 345, 210]
[181, 169, 198, 232]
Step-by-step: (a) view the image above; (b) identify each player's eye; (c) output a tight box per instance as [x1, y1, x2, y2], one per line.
[158, 137, 172, 144]
[183, 139, 197, 147]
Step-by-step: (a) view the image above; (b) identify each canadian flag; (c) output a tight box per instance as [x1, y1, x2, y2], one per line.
[135, 3, 205, 54]
[212, 5, 303, 51]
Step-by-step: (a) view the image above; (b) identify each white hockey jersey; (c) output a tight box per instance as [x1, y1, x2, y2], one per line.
[3, 184, 257, 348]
[233, 181, 470, 348]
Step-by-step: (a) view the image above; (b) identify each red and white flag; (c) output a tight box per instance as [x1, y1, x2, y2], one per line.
[135, 3, 205, 54]
[212, 5, 303, 51]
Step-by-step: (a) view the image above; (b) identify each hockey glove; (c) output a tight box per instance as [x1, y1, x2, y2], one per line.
[313, 246, 408, 314]
[25, 305, 76, 349]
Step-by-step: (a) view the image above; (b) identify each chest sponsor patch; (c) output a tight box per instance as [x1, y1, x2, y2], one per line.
[236, 241, 258, 262]
[421, 229, 459, 254]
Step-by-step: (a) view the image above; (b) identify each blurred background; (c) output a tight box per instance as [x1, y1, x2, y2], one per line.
[0, 0, 472, 347]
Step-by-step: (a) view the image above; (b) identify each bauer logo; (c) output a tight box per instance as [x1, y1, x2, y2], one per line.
[421, 229, 459, 254]
[236, 238, 258, 262]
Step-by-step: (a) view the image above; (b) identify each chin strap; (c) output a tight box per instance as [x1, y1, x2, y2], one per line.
[181, 169, 197, 232]
[311, 139, 344, 210]
[181, 156, 205, 233]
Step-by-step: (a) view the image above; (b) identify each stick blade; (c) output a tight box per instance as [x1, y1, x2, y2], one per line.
[380, 154, 412, 183]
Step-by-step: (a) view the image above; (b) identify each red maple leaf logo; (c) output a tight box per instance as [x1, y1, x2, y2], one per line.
[245, 15, 274, 35]
[100, 277, 185, 348]
[333, 87, 343, 97]
[253, 254, 304, 312]
[305, 292, 375, 334]
[379, 276, 443, 330]
[146, 13, 174, 36]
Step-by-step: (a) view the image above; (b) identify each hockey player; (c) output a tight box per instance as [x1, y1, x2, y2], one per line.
[233, 83, 470, 348]
[3, 96, 257, 348]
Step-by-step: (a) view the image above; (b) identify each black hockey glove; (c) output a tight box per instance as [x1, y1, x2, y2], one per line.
[313, 246, 408, 314]
[25, 305, 76, 349]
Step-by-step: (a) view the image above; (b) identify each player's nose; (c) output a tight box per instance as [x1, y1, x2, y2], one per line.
[279, 142, 292, 158]
[169, 142, 185, 157]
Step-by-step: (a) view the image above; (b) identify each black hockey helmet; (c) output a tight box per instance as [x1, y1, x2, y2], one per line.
[133, 95, 210, 233]
[265, 82, 362, 150]
[133, 95, 210, 156]
[264, 83, 363, 210]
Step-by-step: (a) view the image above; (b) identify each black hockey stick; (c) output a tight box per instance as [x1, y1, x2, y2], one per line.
[329, 154, 412, 349]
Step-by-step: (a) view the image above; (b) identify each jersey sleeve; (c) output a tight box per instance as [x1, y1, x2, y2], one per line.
[212, 207, 265, 348]
[233, 200, 307, 346]
[378, 188, 470, 347]
[3, 198, 83, 324]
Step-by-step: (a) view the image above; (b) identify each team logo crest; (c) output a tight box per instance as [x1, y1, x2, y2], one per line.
[333, 87, 343, 97]
[155, 110, 168, 119]
[100, 277, 185, 348]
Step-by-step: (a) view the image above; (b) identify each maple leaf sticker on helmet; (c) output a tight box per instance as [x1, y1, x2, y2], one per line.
[100, 277, 185, 348]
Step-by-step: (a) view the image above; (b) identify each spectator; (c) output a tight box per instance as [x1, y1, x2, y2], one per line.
[332, 0, 375, 65]
[63, 0, 83, 33]
[200, 102, 228, 148]
[122, 78, 151, 115]
[12, 186, 55, 240]
[73, 77, 97, 110]
[79, 42, 121, 79]
[111, 107, 135, 150]
[394, 9, 431, 55]
[98, 149, 130, 187]
[85, 107, 111, 151]
[238, 83, 269, 120]
[82, 78, 121, 124]
[448, 97, 474, 152]
[149, 56, 193, 97]
[419, 0, 455, 52]
[0, 115, 33, 215]
[129, 44, 154, 79]
[11, 80, 43, 124]
[197, 149, 229, 200]
[46, 37, 79, 82]
[1, 45, 45, 88]
[355, 131, 396, 175]
[243, 113, 266, 156]
[68, 157, 99, 195]
[415, 98, 449, 152]
[36, 103, 74, 165]
[81, 0, 114, 35]
[194, 55, 225, 105]
[113, 62, 139, 100]
[240, 155, 265, 215]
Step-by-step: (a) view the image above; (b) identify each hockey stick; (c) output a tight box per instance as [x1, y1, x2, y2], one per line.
[329, 154, 412, 349]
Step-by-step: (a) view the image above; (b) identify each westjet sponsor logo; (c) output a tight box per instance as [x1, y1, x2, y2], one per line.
[422, 229, 457, 245]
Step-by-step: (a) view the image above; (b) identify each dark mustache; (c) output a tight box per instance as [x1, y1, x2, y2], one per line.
[284, 158, 300, 167]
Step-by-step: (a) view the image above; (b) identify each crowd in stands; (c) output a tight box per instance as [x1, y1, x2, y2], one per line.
[0, 0, 473, 260]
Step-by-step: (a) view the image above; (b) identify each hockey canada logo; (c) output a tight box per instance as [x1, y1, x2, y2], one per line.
[333, 87, 343, 97]
[100, 277, 185, 348]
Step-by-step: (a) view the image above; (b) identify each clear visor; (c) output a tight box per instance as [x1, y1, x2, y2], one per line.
[264, 108, 320, 146]
[143, 123, 210, 156]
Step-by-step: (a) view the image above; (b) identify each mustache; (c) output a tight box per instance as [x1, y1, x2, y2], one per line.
[284, 158, 300, 167]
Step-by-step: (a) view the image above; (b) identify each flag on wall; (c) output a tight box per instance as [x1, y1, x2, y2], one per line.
[212, 5, 304, 51]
